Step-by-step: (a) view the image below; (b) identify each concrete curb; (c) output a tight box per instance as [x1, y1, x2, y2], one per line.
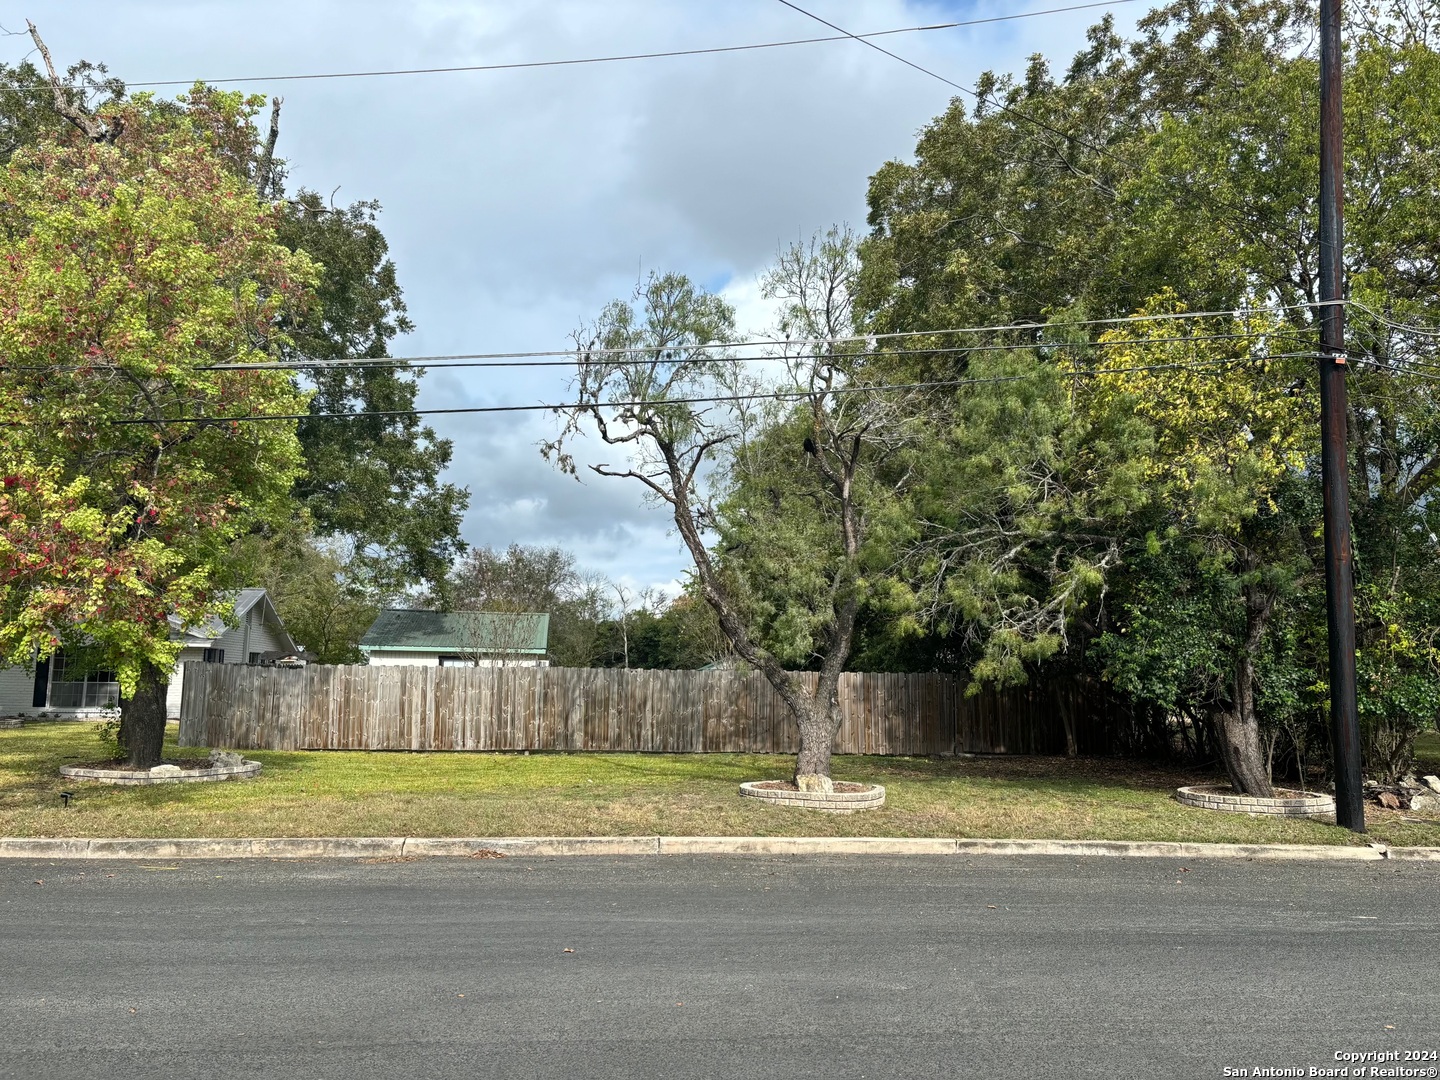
[0, 835, 1437, 861]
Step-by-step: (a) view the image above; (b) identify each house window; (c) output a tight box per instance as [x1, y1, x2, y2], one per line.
[438, 655, 468, 667]
[47, 652, 121, 709]
[248, 652, 261, 665]
[203, 648, 225, 664]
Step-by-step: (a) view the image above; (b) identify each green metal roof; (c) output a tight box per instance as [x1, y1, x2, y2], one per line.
[358, 609, 550, 654]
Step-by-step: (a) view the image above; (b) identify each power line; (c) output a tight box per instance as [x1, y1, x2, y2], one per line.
[101, 3, 1137, 89]
[773, 0, 1114, 159]
[203, 328, 1319, 372]
[102, 354, 1304, 427]
[0, 301, 1331, 375]
[0, 326, 1318, 377]
[1348, 298, 1440, 339]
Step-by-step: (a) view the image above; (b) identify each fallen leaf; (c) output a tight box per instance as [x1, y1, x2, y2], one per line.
[1385, 1025, 1395, 1030]
[33, 880, 42, 885]
[1180, 867, 1191, 872]
[986, 905, 997, 909]
[457, 994, 464, 998]
[470, 849, 506, 859]
[563, 948, 575, 954]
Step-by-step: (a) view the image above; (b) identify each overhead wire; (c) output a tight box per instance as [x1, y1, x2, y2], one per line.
[102, 353, 1319, 426]
[0, 300, 1334, 375]
[0, 323, 1321, 376]
[773, 0, 1115, 159]
[214, 328, 1316, 373]
[1347, 298, 1440, 339]
[94, 2, 1139, 88]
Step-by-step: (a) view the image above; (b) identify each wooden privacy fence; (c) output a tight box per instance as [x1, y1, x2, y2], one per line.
[178, 663, 1111, 756]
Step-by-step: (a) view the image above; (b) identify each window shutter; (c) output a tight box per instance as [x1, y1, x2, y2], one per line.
[32, 658, 49, 708]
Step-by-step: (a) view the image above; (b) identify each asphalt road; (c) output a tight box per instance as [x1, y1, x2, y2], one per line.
[1, 854, 1436, 1080]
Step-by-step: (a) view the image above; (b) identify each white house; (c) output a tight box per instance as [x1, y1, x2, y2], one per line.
[359, 609, 550, 667]
[0, 588, 298, 720]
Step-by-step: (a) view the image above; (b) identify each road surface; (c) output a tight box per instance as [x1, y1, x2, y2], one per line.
[2, 854, 1436, 1079]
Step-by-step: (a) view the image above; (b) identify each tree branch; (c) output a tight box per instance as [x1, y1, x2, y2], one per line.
[27, 21, 120, 143]
[255, 97, 283, 200]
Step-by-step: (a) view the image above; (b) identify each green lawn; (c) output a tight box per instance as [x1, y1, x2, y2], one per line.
[3, 720, 1439, 846]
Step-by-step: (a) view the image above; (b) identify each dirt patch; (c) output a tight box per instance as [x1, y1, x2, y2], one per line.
[750, 780, 875, 793]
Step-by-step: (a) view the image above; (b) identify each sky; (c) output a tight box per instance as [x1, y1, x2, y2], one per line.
[15, 0, 1146, 595]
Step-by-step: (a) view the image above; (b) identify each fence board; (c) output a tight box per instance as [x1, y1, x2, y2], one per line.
[176, 664, 1110, 756]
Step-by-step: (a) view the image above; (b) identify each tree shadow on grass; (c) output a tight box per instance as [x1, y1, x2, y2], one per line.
[0, 721, 117, 791]
[552, 752, 793, 785]
[846, 752, 1224, 796]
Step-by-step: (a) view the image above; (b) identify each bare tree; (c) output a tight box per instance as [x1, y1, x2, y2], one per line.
[453, 609, 548, 668]
[611, 582, 635, 669]
[545, 231, 925, 787]
[27, 21, 123, 144]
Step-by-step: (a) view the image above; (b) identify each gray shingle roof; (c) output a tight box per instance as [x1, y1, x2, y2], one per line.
[168, 588, 285, 647]
[359, 609, 550, 654]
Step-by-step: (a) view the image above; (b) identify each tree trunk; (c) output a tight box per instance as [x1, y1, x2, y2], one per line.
[1210, 650, 1274, 796]
[1210, 703, 1274, 797]
[650, 425, 863, 785]
[1207, 579, 1278, 797]
[1058, 683, 1079, 758]
[121, 661, 168, 770]
[793, 697, 835, 780]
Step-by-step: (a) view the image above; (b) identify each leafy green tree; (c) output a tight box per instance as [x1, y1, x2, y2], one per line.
[0, 98, 315, 768]
[5, 36, 468, 601]
[858, 0, 1440, 787]
[1081, 306, 1314, 795]
[441, 544, 611, 668]
[276, 192, 468, 594]
[233, 530, 381, 665]
[593, 590, 730, 670]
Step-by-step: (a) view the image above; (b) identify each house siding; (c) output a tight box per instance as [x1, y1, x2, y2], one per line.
[0, 661, 113, 719]
[243, 606, 292, 661]
[0, 664, 41, 717]
[363, 649, 548, 668]
[164, 646, 208, 719]
[0, 591, 297, 720]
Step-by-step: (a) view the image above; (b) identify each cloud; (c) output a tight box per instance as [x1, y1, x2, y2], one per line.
[25, 0, 1144, 590]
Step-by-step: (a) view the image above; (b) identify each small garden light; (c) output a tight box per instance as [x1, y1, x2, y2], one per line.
[59, 791, 74, 808]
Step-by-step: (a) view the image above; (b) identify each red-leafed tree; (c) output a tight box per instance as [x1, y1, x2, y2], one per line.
[0, 88, 316, 768]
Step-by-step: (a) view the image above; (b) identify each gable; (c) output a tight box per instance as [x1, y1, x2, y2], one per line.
[168, 588, 296, 654]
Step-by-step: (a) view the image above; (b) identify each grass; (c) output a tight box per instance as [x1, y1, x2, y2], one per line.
[2, 720, 1439, 846]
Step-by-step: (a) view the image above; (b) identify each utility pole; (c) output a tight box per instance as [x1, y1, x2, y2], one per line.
[1318, 0, 1365, 832]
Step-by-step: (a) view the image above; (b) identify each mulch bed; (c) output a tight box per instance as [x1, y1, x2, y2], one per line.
[750, 780, 876, 793]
